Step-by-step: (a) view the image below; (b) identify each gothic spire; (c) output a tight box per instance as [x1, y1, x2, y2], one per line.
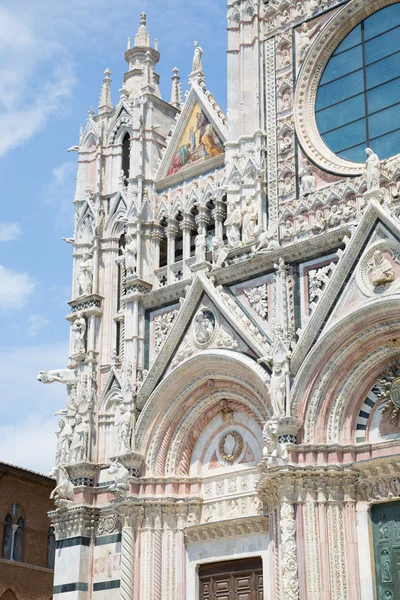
[170, 67, 182, 109]
[123, 13, 161, 98]
[98, 68, 113, 113]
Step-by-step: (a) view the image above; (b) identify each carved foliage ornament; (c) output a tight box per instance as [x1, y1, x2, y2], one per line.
[218, 430, 244, 463]
[244, 284, 268, 318]
[378, 359, 400, 426]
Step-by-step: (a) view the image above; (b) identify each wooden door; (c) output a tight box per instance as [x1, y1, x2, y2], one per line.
[199, 557, 263, 600]
[372, 501, 400, 600]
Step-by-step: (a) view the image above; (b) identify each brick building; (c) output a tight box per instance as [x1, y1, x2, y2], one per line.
[0, 463, 55, 600]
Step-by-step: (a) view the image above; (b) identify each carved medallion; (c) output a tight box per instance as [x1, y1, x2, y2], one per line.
[193, 309, 216, 347]
[390, 378, 400, 409]
[218, 430, 244, 463]
[358, 241, 399, 295]
[377, 359, 400, 426]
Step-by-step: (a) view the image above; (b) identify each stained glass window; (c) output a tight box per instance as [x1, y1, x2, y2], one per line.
[316, 4, 400, 163]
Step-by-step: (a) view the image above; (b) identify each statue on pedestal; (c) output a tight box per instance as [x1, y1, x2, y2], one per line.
[365, 148, 381, 192]
[55, 420, 72, 465]
[72, 312, 86, 355]
[70, 415, 89, 463]
[192, 41, 203, 73]
[195, 232, 206, 263]
[224, 201, 242, 247]
[242, 197, 258, 242]
[116, 405, 132, 454]
[77, 248, 94, 297]
[270, 363, 286, 418]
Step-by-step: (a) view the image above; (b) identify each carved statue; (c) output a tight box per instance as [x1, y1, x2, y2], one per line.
[72, 312, 86, 355]
[300, 166, 316, 196]
[121, 233, 137, 277]
[281, 174, 293, 195]
[195, 232, 207, 263]
[194, 310, 215, 345]
[299, 21, 320, 62]
[55, 419, 72, 465]
[192, 41, 203, 72]
[224, 201, 242, 247]
[365, 148, 381, 191]
[296, 1, 305, 17]
[77, 247, 94, 297]
[282, 91, 291, 110]
[262, 420, 287, 461]
[270, 363, 286, 417]
[224, 434, 236, 457]
[70, 415, 89, 463]
[116, 405, 132, 454]
[343, 200, 356, 221]
[297, 214, 309, 233]
[48, 464, 75, 503]
[242, 197, 258, 242]
[313, 210, 326, 233]
[369, 250, 395, 287]
[282, 219, 295, 240]
[118, 170, 127, 189]
[211, 237, 228, 268]
[307, 0, 320, 18]
[255, 222, 280, 253]
[328, 204, 342, 228]
[108, 459, 129, 494]
[37, 368, 78, 386]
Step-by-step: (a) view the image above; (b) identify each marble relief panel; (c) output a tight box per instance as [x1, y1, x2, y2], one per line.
[147, 302, 180, 366]
[228, 273, 275, 339]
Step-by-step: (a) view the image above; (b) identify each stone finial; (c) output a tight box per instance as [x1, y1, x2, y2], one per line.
[170, 67, 182, 109]
[135, 11, 150, 47]
[99, 68, 113, 113]
[88, 106, 95, 119]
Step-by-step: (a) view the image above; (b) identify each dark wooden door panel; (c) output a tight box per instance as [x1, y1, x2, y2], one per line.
[199, 557, 263, 600]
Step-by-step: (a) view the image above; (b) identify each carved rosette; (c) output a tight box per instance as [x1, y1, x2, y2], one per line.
[280, 502, 300, 600]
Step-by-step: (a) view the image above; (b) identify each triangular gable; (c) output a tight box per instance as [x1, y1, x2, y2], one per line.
[137, 273, 270, 409]
[108, 103, 134, 144]
[99, 367, 123, 413]
[291, 201, 400, 373]
[156, 85, 227, 185]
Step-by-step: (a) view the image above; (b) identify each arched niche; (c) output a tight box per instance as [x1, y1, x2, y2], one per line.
[136, 351, 270, 477]
[291, 298, 400, 445]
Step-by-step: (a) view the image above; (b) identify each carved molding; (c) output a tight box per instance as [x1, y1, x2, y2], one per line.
[184, 516, 268, 544]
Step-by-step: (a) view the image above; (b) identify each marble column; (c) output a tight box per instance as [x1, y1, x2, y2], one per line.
[166, 218, 179, 285]
[212, 196, 227, 241]
[180, 213, 194, 279]
[280, 501, 300, 600]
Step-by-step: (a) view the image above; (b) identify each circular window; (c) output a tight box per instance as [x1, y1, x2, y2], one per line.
[316, 3, 400, 163]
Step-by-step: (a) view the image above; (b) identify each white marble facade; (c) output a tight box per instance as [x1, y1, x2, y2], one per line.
[42, 1, 400, 599]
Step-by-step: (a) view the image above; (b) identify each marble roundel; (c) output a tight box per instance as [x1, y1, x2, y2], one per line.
[218, 430, 244, 464]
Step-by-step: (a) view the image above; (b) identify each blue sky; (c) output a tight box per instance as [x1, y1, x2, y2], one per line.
[0, 0, 227, 473]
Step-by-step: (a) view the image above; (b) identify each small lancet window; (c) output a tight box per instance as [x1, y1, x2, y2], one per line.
[1, 515, 12, 560]
[122, 133, 131, 180]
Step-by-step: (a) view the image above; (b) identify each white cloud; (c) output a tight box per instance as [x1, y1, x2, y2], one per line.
[0, 265, 35, 310]
[0, 414, 56, 475]
[45, 160, 77, 230]
[0, 223, 21, 242]
[0, 6, 76, 157]
[27, 314, 50, 338]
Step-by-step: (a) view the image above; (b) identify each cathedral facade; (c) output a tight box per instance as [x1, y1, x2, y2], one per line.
[42, 1, 400, 598]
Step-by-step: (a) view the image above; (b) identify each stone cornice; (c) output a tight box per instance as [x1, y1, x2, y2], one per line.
[184, 516, 268, 544]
